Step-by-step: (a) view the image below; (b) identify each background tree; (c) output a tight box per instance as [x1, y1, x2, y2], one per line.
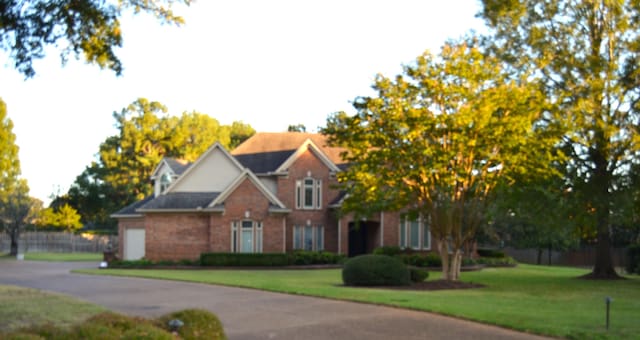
[481, 0, 640, 279]
[287, 124, 307, 132]
[323, 41, 556, 281]
[0, 98, 35, 255]
[57, 98, 255, 229]
[0, 0, 191, 78]
[38, 204, 83, 232]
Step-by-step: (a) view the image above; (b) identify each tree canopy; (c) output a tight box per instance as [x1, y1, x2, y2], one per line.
[0, 0, 191, 77]
[323, 41, 557, 281]
[57, 98, 255, 228]
[480, 0, 640, 278]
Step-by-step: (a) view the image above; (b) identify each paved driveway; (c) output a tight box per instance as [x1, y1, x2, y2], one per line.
[0, 260, 549, 340]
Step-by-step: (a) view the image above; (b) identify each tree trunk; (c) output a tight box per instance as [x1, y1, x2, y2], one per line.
[450, 249, 462, 281]
[536, 248, 542, 265]
[584, 149, 620, 279]
[439, 240, 452, 281]
[548, 242, 552, 266]
[9, 228, 18, 256]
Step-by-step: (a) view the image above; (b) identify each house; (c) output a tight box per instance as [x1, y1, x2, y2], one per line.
[111, 132, 432, 261]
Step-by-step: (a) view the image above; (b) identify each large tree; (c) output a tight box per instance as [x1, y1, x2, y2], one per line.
[60, 98, 255, 228]
[481, 0, 640, 279]
[323, 41, 556, 281]
[0, 0, 191, 78]
[0, 98, 36, 255]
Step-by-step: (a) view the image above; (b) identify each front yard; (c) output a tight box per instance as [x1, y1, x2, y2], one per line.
[77, 264, 640, 339]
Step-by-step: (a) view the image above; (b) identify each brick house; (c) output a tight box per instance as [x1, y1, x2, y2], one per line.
[112, 132, 432, 261]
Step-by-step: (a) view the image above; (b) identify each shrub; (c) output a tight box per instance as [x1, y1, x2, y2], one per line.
[108, 258, 154, 268]
[477, 248, 506, 258]
[409, 267, 429, 283]
[476, 256, 517, 267]
[120, 323, 173, 340]
[373, 246, 403, 257]
[200, 253, 289, 266]
[156, 309, 226, 340]
[342, 254, 410, 286]
[424, 253, 442, 267]
[626, 244, 640, 274]
[288, 250, 345, 265]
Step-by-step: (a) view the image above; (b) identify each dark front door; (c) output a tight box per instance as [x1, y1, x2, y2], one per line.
[348, 222, 368, 257]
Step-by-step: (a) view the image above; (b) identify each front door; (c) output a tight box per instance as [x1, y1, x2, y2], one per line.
[348, 222, 368, 257]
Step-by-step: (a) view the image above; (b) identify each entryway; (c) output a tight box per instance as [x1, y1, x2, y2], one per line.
[348, 221, 379, 257]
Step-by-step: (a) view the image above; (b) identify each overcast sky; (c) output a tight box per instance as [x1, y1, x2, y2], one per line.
[0, 0, 486, 205]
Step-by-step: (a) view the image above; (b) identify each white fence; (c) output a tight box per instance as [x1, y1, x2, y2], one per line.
[0, 232, 117, 253]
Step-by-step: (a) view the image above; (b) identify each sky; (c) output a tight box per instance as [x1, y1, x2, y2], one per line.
[0, 0, 486, 205]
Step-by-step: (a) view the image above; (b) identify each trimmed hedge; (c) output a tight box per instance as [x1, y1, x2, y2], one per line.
[477, 248, 506, 258]
[289, 250, 346, 265]
[200, 253, 289, 266]
[342, 254, 410, 286]
[626, 244, 640, 274]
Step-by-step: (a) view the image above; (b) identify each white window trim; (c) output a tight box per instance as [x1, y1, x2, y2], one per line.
[293, 225, 324, 251]
[399, 216, 431, 250]
[231, 220, 263, 253]
[295, 177, 322, 210]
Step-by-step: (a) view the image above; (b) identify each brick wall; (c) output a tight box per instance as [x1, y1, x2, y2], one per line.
[278, 148, 341, 252]
[145, 213, 209, 261]
[211, 177, 285, 253]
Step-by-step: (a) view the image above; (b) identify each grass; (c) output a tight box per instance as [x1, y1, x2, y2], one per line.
[24, 252, 103, 262]
[0, 284, 106, 332]
[76, 264, 640, 339]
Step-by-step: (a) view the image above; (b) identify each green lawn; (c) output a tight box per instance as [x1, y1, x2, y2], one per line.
[0, 285, 106, 332]
[24, 252, 103, 262]
[77, 264, 640, 339]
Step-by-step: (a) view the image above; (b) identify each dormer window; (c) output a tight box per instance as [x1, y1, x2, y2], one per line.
[159, 172, 172, 193]
[295, 177, 322, 210]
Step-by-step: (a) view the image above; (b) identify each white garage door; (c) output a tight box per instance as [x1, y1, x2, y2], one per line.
[124, 229, 145, 260]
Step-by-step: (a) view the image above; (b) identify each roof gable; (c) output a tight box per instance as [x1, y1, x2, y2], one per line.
[167, 143, 244, 193]
[209, 170, 287, 210]
[150, 158, 190, 179]
[276, 138, 341, 173]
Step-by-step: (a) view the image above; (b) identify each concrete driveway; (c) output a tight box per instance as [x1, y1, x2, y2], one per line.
[0, 260, 550, 340]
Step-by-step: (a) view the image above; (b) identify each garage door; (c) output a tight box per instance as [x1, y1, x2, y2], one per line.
[124, 229, 145, 260]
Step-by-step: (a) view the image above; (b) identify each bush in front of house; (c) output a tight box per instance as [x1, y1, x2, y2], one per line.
[477, 248, 506, 258]
[372, 246, 403, 257]
[475, 256, 518, 267]
[342, 254, 410, 286]
[409, 267, 429, 283]
[289, 250, 346, 265]
[156, 309, 226, 340]
[200, 253, 290, 266]
[626, 244, 640, 274]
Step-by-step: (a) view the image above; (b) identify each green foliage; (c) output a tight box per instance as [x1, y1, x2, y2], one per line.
[342, 254, 410, 286]
[396, 253, 442, 268]
[200, 253, 290, 267]
[156, 309, 226, 340]
[58, 98, 255, 228]
[476, 248, 505, 258]
[626, 245, 640, 275]
[409, 267, 429, 283]
[475, 256, 517, 267]
[0, 0, 191, 78]
[372, 246, 402, 256]
[37, 204, 82, 231]
[480, 0, 640, 278]
[289, 250, 345, 265]
[323, 40, 554, 281]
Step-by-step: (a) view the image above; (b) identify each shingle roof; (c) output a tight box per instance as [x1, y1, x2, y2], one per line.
[112, 196, 155, 216]
[164, 158, 191, 175]
[233, 150, 296, 173]
[138, 192, 220, 210]
[231, 132, 347, 166]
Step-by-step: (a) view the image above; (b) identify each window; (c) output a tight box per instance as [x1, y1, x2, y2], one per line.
[159, 172, 172, 193]
[399, 216, 430, 250]
[295, 177, 322, 210]
[231, 220, 263, 253]
[293, 225, 324, 251]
